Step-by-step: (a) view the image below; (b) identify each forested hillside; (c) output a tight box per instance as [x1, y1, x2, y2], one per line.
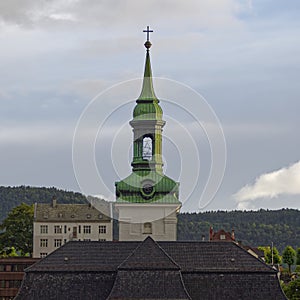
[1, 186, 299, 251]
[178, 210, 300, 252]
[0, 186, 87, 222]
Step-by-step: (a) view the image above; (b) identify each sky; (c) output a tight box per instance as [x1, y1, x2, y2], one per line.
[0, 0, 299, 212]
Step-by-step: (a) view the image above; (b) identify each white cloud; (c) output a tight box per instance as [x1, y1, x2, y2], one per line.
[233, 161, 300, 209]
[49, 13, 76, 22]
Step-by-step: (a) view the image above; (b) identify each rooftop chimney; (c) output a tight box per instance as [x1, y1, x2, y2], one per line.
[231, 229, 235, 240]
[209, 226, 213, 241]
[52, 196, 57, 208]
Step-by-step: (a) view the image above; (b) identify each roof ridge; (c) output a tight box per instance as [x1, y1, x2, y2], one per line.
[232, 242, 277, 272]
[118, 236, 180, 270]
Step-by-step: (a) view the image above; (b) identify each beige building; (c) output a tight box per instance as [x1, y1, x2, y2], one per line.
[116, 203, 179, 241]
[33, 198, 113, 258]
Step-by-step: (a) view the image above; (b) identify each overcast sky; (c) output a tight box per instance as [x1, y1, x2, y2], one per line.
[0, 0, 299, 212]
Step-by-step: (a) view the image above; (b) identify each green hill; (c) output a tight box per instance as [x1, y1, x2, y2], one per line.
[177, 210, 300, 252]
[0, 186, 87, 222]
[0, 186, 299, 251]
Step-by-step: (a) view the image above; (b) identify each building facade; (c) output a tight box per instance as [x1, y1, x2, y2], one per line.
[33, 198, 113, 258]
[0, 257, 39, 300]
[115, 28, 181, 241]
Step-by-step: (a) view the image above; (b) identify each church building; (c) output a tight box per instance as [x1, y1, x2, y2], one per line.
[15, 28, 287, 299]
[115, 27, 181, 241]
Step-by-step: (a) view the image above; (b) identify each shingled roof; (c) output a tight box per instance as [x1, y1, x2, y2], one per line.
[16, 238, 287, 300]
[108, 237, 191, 299]
[34, 200, 111, 222]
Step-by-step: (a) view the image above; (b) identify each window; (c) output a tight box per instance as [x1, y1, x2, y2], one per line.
[12, 264, 25, 272]
[99, 239, 106, 242]
[40, 239, 48, 247]
[143, 137, 152, 160]
[64, 225, 67, 234]
[83, 239, 91, 241]
[99, 225, 106, 234]
[40, 225, 48, 234]
[0, 279, 6, 288]
[54, 239, 62, 247]
[78, 225, 81, 234]
[220, 234, 226, 240]
[83, 225, 91, 234]
[9, 280, 21, 288]
[72, 227, 77, 239]
[54, 225, 62, 234]
[143, 222, 152, 234]
[40, 253, 48, 258]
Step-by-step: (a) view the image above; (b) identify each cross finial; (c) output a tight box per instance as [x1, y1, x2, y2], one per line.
[143, 26, 153, 50]
[143, 26, 153, 41]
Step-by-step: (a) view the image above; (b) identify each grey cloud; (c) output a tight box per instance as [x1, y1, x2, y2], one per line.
[0, 0, 244, 29]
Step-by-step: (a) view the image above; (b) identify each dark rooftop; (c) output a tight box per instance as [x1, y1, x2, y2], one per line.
[17, 238, 287, 300]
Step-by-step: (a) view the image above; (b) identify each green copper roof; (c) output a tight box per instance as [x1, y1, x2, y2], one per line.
[137, 51, 158, 102]
[115, 170, 180, 204]
[133, 49, 163, 121]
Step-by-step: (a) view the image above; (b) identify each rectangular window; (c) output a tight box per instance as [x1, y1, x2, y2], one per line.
[72, 227, 77, 239]
[78, 225, 81, 234]
[9, 280, 21, 288]
[54, 225, 62, 234]
[40, 225, 48, 234]
[64, 225, 67, 234]
[99, 239, 106, 242]
[99, 225, 107, 234]
[83, 225, 91, 234]
[40, 239, 48, 247]
[54, 239, 62, 247]
[40, 253, 48, 258]
[83, 239, 91, 241]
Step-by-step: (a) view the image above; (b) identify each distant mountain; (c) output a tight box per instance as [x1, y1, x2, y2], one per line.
[177, 209, 300, 252]
[1, 186, 299, 252]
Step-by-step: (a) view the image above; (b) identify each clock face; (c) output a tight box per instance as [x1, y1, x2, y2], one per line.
[141, 182, 155, 199]
[142, 184, 153, 195]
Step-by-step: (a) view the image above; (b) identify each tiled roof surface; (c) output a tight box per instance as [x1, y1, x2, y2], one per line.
[108, 270, 191, 300]
[118, 236, 179, 270]
[35, 202, 111, 222]
[18, 238, 287, 300]
[28, 240, 274, 273]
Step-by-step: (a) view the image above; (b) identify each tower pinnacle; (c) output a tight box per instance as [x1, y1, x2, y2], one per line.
[143, 26, 153, 49]
[138, 26, 157, 101]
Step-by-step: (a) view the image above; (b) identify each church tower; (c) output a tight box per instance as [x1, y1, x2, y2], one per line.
[115, 27, 181, 241]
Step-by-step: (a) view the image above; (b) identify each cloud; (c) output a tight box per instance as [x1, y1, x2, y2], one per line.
[233, 161, 300, 209]
[0, 0, 244, 30]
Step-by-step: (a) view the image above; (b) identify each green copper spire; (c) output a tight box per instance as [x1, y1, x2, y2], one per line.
[115, 27, 180, 205]
[138, 50, 158, 101]
[137, 26, 158, 102]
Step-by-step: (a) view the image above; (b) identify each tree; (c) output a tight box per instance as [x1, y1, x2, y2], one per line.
[0, 203, 34, 256]
[296, 247, 300, 266]
[0, 246, 18, 258]
[259, 246, 281, 264]
[282, 246, 296, 274]
[282, 278, 300, 300]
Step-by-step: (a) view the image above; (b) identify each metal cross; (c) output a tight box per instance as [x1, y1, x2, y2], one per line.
[143, 26, 153, 41]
